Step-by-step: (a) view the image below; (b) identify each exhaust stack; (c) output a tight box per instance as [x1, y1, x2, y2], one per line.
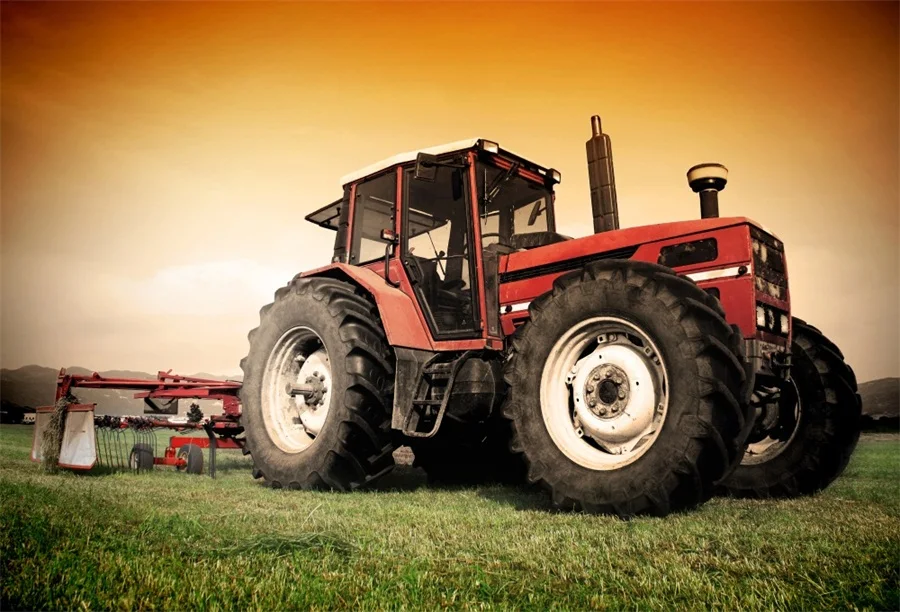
[586, 115, 619, 233]
[687, 163, 728, 219]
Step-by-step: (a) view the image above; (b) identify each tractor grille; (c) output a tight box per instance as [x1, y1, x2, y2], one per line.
[751, 226, 787, 302]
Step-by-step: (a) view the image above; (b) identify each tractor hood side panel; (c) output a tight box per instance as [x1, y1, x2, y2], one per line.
[498, 217, 769, 340]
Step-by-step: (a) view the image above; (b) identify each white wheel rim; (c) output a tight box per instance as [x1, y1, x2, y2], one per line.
[261, 326, 332, 454]
[540, 316, 669, 470]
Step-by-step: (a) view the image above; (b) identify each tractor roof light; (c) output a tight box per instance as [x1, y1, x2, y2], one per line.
[480, 140, 500, 154]
[550, 169, 562, 184]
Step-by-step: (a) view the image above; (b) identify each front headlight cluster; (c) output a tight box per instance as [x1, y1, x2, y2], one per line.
[756, 302, 790, 336]
[751, 238, 782, 264]
[751, 228, 787, 303]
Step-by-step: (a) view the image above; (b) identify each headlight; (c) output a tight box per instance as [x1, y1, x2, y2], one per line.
[480, 140, 499, 154]
[756, 302, 790, 336]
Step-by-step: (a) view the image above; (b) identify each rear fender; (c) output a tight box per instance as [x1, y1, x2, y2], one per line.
[299, 263, 433, 351]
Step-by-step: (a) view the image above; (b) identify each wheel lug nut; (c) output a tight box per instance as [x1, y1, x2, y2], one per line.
[599, 408, 607, 416]
[618, 390, 626, 399]
[611, 406, 619, 413]
[586, 385, 594, 393]
[605, 371, 613, 378]
[589, 399, 597, 407]
[312, 371, 319, 377]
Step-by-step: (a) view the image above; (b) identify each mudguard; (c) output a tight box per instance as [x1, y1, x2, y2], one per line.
[300, 262, 434, 351]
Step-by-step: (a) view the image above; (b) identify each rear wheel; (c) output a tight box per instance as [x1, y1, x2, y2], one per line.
[240, 277, 396, 490]
[721, 318, 861, 497]
[501, 260, 751, 517]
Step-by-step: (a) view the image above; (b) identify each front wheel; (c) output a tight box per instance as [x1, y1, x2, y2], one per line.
[501, 260, 751, 517]
[721, 318, 861, 497]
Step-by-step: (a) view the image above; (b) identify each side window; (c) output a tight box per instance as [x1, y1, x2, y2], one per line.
[351, 172, 396, 265]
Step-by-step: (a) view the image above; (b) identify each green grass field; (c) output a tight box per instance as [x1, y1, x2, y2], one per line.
[1, 424, 898, 610]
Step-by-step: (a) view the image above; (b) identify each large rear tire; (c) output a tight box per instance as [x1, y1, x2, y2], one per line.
[721, 318, 861, 497]
[501, 260, 751, 517]
[240, 277, 396, 490]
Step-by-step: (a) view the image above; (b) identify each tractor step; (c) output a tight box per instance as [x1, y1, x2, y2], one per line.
[400, 351, 472, 438]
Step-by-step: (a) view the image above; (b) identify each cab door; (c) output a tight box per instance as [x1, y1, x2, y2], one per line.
[401, 162, 482, 340]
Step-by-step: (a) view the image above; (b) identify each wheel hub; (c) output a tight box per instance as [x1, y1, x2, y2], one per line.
[583, 364, 630, 417]
[554, 324, 667, 466]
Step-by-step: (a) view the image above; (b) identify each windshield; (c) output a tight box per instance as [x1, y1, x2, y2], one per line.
[476, 161, 554, 248]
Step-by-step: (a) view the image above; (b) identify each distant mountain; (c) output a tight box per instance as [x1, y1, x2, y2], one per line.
[0, 365, 242, 417]
[858, 378, 899, 419]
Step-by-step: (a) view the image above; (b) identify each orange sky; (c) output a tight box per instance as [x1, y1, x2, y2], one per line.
[1, 1, 898, 380]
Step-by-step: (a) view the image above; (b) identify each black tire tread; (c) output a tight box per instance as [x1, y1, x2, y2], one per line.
[721, 318, 861, 498]
[500, 259, 752, 517]
[240, 277, 395, 491]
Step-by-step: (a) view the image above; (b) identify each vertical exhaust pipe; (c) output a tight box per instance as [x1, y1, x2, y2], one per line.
[687, 163, 728, 219]
[586, 115, 619, 233]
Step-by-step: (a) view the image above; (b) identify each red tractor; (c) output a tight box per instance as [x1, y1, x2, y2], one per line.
[238, 116, 861, 516]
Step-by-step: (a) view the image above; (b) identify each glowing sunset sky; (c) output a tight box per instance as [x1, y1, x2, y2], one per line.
[1, 2, 897, 379]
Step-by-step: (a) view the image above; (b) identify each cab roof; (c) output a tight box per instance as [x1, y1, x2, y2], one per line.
[339, 138, 481, 186]
[306, 138, 560, 231]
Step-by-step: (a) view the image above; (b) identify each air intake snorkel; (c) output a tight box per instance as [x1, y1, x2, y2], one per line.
[687, 163, 728, 219]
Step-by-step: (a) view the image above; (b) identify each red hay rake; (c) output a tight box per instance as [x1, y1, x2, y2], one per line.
[31, 369, 244, 478]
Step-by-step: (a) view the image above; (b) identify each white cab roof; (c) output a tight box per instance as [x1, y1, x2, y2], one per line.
[340, 138, 481, 186]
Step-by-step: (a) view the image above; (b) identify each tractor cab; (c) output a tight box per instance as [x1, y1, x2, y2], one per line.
[305, 138, 563, 340]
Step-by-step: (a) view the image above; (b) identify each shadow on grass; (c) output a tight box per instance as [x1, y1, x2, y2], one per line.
[365, 465, 429, 491]
[476, 484, 555, 512]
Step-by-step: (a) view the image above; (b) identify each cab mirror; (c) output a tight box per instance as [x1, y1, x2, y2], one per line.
[414, 152, 438, 182]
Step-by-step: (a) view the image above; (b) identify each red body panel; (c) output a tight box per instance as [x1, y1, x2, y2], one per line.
[169, 436, 241, 450]
[306, 216, 789, 352]
[301, 262, 493, 351]
[498, 217, 788, 344]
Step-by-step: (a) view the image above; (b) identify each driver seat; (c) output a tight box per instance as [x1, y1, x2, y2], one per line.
[410, 255, 470, 331]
